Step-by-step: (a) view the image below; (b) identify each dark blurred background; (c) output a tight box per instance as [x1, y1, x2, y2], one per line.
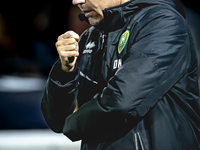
[0, 0, 90, 130]
[0, 0, 199, 130]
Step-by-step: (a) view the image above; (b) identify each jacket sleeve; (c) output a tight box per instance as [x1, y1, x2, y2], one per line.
[41, 60, 79, 133]
[63, 10, 191, 141]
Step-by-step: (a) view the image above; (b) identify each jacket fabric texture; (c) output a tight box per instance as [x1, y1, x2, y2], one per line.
[41, 0, 200, 149]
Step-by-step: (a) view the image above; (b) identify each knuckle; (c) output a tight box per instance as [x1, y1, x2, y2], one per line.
[64, 31, 72, 38]
[58, 34, 63, 41]
[57, 46, 62, 52]
[60, 51, 67, 56]
[72, 44, 76, 49]
[68, 30, 74, 35]
[55, 41, 59, 47]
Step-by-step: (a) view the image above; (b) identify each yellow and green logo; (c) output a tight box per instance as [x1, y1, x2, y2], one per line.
[118, 30, 130, 54]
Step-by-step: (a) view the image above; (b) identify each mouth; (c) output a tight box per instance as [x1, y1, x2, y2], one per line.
[83, 10, 93, 17]
[82, 10, 90, 13]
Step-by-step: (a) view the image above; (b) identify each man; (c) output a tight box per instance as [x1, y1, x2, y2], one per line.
[41, 0, 200, 149]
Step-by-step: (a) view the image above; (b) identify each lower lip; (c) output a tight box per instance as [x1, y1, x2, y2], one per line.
[84, 11, 93, 17]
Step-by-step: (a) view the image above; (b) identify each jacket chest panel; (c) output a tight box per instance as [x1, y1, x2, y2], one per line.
[80, 41, 123, 78]
[79, 28, 131, 83]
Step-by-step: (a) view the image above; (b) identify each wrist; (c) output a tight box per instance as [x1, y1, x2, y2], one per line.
[50, 60, 79, 85]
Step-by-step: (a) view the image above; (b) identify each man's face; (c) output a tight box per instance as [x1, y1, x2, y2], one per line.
[72, 0, 121, 26]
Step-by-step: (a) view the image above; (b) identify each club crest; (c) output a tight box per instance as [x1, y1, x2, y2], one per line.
[118, 30, 130, 54]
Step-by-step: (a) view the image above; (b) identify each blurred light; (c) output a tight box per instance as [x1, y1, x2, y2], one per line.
[0, 76, 46, 92]
[0, 129, 81, 150]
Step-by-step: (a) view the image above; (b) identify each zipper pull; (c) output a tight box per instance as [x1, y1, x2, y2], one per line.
[101, 34, 106, 50]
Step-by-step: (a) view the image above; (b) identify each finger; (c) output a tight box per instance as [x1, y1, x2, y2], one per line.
[62, 31, 79, 41]
[69, 56, 77, 65]
[58, 34, 64, 41]
[59, 51, 79, 58]
[57, 44, 77, 51]
[56, 38, 76, 47]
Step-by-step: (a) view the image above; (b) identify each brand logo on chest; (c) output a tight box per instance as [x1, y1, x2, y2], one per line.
[83, 41, 95, 54]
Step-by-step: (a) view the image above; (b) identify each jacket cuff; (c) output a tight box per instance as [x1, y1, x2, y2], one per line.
[49, 60, 79, 88]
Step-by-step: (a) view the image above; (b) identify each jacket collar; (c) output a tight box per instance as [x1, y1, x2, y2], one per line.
[78, 0, 185, 32]
[78, 0, 133, 32]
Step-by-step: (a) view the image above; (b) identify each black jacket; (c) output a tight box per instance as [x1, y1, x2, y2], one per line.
[41, 0, 200, 149]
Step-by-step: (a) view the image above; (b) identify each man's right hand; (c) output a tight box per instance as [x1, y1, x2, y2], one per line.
[56, 31, 79, 72]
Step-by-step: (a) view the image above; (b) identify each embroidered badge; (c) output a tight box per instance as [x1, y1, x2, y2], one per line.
[118, 30, 130, 54]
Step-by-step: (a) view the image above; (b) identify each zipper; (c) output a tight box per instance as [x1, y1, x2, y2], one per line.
[99, 32, 109, 83]
[101, 33, 107, 50]
[134, 132, 144, 150]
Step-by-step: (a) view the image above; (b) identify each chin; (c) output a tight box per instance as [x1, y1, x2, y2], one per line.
[88, 16, 103, 26]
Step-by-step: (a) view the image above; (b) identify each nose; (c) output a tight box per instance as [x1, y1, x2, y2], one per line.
[72, 0, 85, 5]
